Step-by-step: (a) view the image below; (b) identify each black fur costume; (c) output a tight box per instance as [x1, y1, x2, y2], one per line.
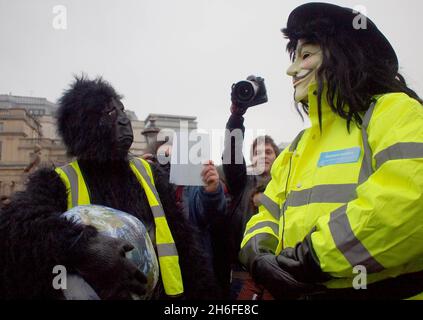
[0, 77, 219, 299]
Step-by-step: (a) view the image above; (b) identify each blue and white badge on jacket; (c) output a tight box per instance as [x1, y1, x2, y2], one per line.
[318, 147, 361, 167]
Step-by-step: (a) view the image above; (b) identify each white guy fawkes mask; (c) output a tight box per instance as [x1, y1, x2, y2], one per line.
[286, 39, 323, 103]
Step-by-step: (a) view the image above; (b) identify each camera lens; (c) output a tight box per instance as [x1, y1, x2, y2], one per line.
[234, 81, 257, 102]
[231, 76, 268, 108]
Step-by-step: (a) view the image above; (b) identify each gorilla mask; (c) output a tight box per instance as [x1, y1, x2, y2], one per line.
[57, 76, 134, 161]
[101, 98, 134, 155]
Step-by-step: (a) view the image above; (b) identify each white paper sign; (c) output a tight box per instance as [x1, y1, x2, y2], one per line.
[169, 130, 211, 186]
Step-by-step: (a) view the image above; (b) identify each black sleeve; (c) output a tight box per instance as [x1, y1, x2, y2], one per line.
[150, 164, 222, 299]
[222, 114, 247, 197]
[0, 167, 97, 299]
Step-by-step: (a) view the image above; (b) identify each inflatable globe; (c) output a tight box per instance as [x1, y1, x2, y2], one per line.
[62, 205, 159, 300]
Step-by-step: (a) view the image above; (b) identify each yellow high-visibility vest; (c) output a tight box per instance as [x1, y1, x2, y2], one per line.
[55, 157, 184, 297]
[240, 83, 423, 299]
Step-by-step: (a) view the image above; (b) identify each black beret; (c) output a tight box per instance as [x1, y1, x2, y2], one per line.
[283, 2, 398, 72]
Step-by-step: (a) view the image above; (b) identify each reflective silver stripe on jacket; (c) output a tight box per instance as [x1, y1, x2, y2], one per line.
[60, 164, 79, 208]
[286, 184, 357, 207]
[257, 193, 281, 220]
[328, 101, 384, 272]
[375, 142, 423, 169]
[239, 233, 279, 271]
[329, 204, 384, 273]
[358, 102, 376, 184]
[157, 243, 179, 257]
[244, 221, 279, 237]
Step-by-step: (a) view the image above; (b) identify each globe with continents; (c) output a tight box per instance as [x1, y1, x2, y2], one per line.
[62, 205, 159, 300]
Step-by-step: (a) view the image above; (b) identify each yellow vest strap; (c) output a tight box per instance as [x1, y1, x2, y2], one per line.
[129, 158, 184, 296]
[55, 161, 90, 209]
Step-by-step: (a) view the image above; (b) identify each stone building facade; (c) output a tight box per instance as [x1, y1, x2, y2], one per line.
[0, 94, 197, 198]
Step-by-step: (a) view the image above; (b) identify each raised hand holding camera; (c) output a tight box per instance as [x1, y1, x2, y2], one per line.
[231, 75, 268, 111]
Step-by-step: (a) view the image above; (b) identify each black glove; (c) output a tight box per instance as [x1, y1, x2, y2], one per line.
[252, 254, 315, 300]
[276, 234, 330, 284]
[74, 234, 147, 300]
[251, 234, 330, 300]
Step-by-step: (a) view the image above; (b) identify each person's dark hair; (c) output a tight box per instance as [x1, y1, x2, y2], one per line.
[282, 15, 422, 131]
[251, 135, 280, 159]
[57, 75, 123, 161]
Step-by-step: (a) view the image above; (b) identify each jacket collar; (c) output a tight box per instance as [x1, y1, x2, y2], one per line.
[307, 82, 338, 130]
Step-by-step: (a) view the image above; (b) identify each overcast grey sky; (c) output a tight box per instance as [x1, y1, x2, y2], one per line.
[1, 0, 422, 161]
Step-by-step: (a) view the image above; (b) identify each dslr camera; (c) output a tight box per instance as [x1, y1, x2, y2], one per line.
[231, 75, 268, 109]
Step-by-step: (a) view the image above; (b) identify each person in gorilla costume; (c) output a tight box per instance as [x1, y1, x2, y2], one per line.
[0, 76, 219, 300]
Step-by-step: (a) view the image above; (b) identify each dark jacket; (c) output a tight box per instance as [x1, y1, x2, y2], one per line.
[222, 114, 270, 265]
[157, 162, 228, 297]
[182, 183, 226, 265]
[155, 162, 227, 263]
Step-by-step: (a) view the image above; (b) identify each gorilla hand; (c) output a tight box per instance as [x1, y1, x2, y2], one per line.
[75, 234, 147, 299]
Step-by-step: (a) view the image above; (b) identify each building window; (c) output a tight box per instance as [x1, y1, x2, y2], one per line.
[0, 122, 3, 132]
[0, 141, 2, 160]
[29, 109, 45, 116]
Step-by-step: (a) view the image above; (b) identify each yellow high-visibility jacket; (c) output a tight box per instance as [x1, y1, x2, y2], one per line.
[240, 83, 423, 298]
[55, 157, 184, 297]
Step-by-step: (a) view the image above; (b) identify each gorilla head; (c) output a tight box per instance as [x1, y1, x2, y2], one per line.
[57, 76, 134, 161]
